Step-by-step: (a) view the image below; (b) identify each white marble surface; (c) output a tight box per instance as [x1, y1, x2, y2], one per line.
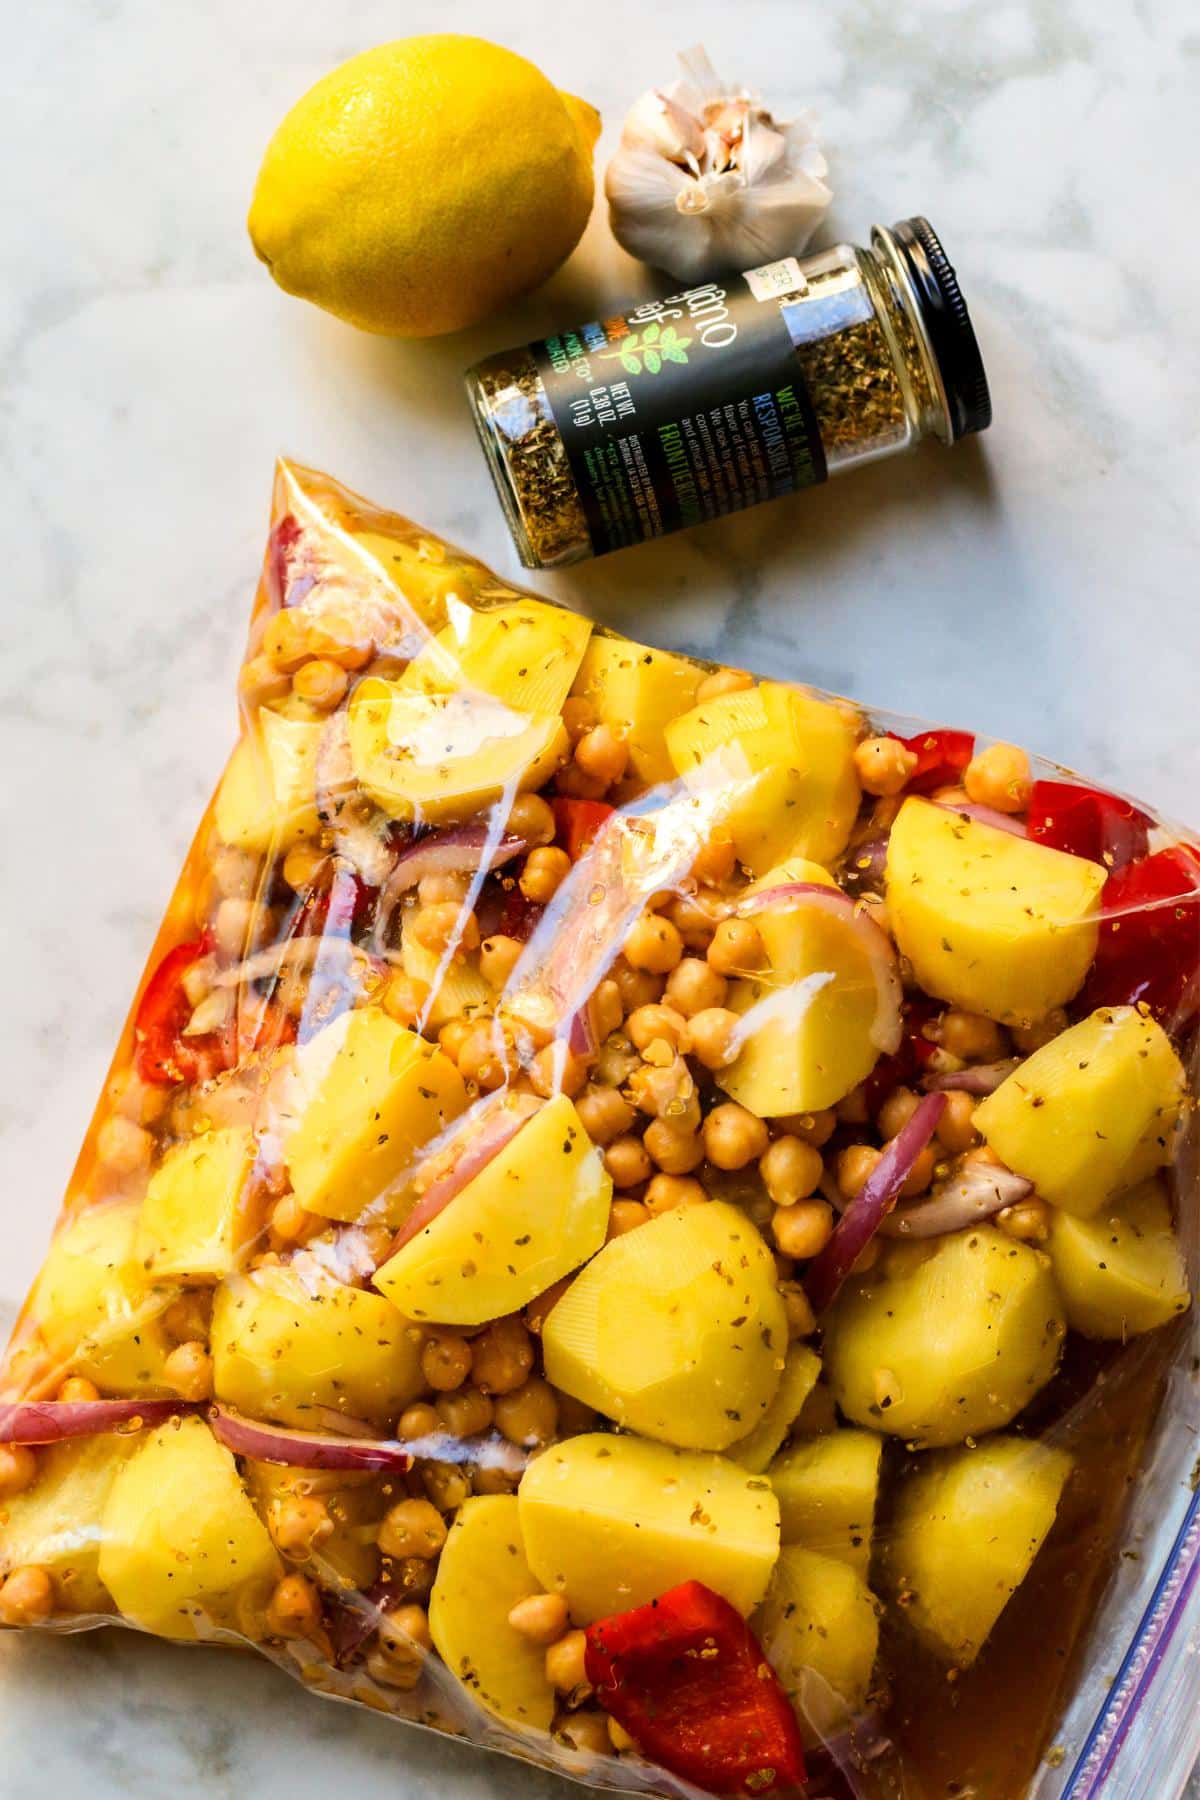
[2, 0, 1198, 1792]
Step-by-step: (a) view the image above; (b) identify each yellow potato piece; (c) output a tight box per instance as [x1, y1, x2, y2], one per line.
[347, 676, 567, 825]
[212, 1256, 426, 1430]
[373, 1094, 611, 1326]
[351, 529, 487, 626]
[768, 1430, 883, 1577]
[755, 1546, 880, 1738]
[975, 1006, 1186, 1216]
[665, 681, 860, 873]
[429, 1496, 556, 1731]
[214, 702, 324, 853]
[542, 1200, 786, 1451]
[572, 630, 703, 786]
[822, 1226, 1065, 1447]
[401, 597, 591, 718]
[885, 797, 1105, 1024]
[518, 1432, 780, 1623]
[98, 1417, 281, 1641]
[1048, 1177, 1190, 1339]
[719, 857, 890, 1116]
[881, 1436, 1071, 1665]
[0, 1435, 139, 1614]
[281, 1007, 465, 1225]
[30, 1200, 176, 1396]
[729, 1343, 822, 1473]
[137, 1126, 257, 1281]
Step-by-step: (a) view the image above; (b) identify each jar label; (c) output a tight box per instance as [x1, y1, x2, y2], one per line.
[529, 271, 827, 556]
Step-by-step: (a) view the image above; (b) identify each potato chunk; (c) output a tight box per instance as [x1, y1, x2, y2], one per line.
[137, 1126, 257, 1281]
[975, 1006, 1185, 1216]
[429, 1496, 556, 1731]
[822, 1227, 1065, 1447]
[212, 1256, 425, 1430]
[1049, 1178, 1190, 1339]
[542, 1200, 786, 1451]
[98, 1417, 281, 1640]
[215, 702, 323, 853]
[572, 631, 703, 786]
[666, 682, 860, 873]
[30, 1200, 176, 1395]
[885, 798, 1105, 1023]
[882, 1436, 1071, 1665]
[755, 1547, 880, 1737]
[518, 1433, 780, 1623]
[0, 1435, 138, 1614]
[768, 1430, 883, 1578]
[280, 1007, 465, 1225]
[373, 1094, 611, 1326]
[729, 1344, 822, 1474]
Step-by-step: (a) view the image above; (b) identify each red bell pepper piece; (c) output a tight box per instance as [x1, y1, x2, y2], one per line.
[552, 797, 615, 861]
[1026, 780, 1150, 870]
[133, 937, 225, 1086]
[1082, 846, 1200, 1027]
[585, 1581, 805, 1797]
[887, 727, 974, 795]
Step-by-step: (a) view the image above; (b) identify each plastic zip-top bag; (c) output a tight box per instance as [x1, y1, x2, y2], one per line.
[2, 461, 1197, 1800]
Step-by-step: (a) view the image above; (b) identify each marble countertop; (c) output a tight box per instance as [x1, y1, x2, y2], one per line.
[2, 0, 1198, 1793]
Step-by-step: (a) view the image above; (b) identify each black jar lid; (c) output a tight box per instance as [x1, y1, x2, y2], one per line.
[888, 216, 992, 439]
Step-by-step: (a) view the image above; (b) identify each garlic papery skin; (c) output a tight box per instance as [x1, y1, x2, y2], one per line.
[605, 46, 832, 283]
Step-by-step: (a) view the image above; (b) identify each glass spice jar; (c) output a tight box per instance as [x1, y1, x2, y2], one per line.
[466, 215, 990, 569]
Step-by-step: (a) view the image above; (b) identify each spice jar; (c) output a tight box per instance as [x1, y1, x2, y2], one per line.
[466, 215, 990, 568]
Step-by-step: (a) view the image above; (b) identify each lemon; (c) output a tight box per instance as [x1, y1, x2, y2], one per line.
[248, 35, 600, 337]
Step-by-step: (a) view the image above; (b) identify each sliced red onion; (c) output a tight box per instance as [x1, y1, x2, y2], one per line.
[0, 1399, 200, 1445]
[210, 1408, 415, 1472]
[566, 1000, 597, 1059]
[803, 1093, 946, 1313]
[385, 825, 526, 897]
[386, 1092, 543, 1256]
[924, 1058, 1020, 1096]
[736, 882, 903, 1055]
[882, 1158, 1033, 1238]
[936, 799, 1027, 838]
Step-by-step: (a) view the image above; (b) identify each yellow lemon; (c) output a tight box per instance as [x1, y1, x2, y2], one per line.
[248, 35, 600, 337]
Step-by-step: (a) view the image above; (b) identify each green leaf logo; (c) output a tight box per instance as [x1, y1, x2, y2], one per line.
[599, 323, 693, 375]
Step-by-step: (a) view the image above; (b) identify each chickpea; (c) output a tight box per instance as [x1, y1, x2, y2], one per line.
[555, 761, 608, 801]
[575, 1084, 636, 1146]
[558, 1712, 610, 1755]
[626, 1003, 690, 1055]
[163, 1341, 214, 1402]
[435, 1386, 494, 1438]
[525, 1277, 572, 1336]
[691, 829, 737, 885]
[627, 1056, 699, 1127]
[0, 1567, 54, 1626]
[96, 1113, 152, 1176]
[266, 1573, 322, 1640]
[604, 1133, 652, 1188]
[610, 958, 664, 1013]
[472, 1463, 519, 1496]
[282, 842, 330, 892]
[623, 913, 684, 975]
[838, 1143, 883, 1199]
[644, 1174, 707, 1214]
[422, 1461, 472, 1513]
[379, 1602, 432, 1661]
[494, 1377, 559, 1448]
[163, 1291, 212, 1346]
[591, 978, 623, 1041]
[479, 934, 523, 989]
[421, 1333, 473, 1393]
[877, 1086, 922, 1140]
[1011, 1008, 1067, 1053]
[271, 1494, 333, 1560]
[438, 1017, 475, 1064]
[366, 1645, 423, 1690]
[529, 1044, 589, 1100]
[695, 668, 754, 703]
[239, 652, 292, 707]
[57, 1374, 100, 1403]
[779, 1281, 817, 1340]
[936, 1090, 979, 1154]
[760, 1136, 824, 1206]
[772, 1199, 834, 1260]
[107, 1066, 170, 1128]
[854, 735, 917, 797]
[0, 1445, 37, 1499]
[545, 1627, 590, 1694]
[411, 901, 479, 954]
[292, 657, 349, 711]
[643, 1118, 705, 1174]
[506, 792, 556, 847]
[776, 1108, 838, 1148]
[471, 1316, 535, 1396]
[703, 1103, 769, 1171]
[574, 723, 628, 787]
[561, 697, 598, 741]
[607, 1198, 651, 1238]
[938, 1009, 1008, 1062]
[262, 610, 312, 672]
[664, 957, 727, 1018]
[457, 1021, 516, 1091]
[896, 1144, 937, 1198]
[667, 890, 724, 951]
[379, 1497, 448, 1561]
[707, 917, 764, 976]
[416, 870, 471, 908]
[508, 1591, 569, 1645]
[398, 1402, 441, 1439]
[269, 1193, 320, 1247]
[964, 741, 1032, 814]
[382, 971, 430, 1029]
[998, 1198, 1051, 1243]
[687, 1007, 741, 1071]
[836, 1085, 870, 1126]
[520, 846, 572, 902]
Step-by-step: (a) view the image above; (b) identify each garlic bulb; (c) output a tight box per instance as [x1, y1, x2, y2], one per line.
[605, 47, 832, 283]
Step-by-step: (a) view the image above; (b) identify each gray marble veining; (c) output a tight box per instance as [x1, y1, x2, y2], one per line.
[2, 0, 1198, 1793]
